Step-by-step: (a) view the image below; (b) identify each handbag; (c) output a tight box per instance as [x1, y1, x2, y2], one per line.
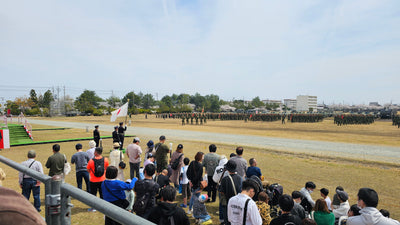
[64, 154, 71, 175]
[119, 151, 126, 169]
[104, 181, 129, 209]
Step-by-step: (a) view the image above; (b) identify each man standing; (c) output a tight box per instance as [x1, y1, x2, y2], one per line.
[154, 135, 170, 173]
[112, 126, 120, 145]
[93, 125, 100, 147]
[230, 147, 247, 178]
[228, 179, 262, 225]
[219, 160, 243, 225]
[86, 147, 109, 209]
[270, 195, 302, 225]
[71, 143, 90, 192]
[118, 122, 127, 150]
[347, 188, 400, 225]
[134, 164, 160, 218]
[202, 144, 219, 202]
[19, 150, 44, 212]
[126, 137, 142, 179]
[45, 144, 65, 176]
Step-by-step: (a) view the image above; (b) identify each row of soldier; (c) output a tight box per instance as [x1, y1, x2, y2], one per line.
[334, 114, 375, 126]
[392, 115, 400, 128]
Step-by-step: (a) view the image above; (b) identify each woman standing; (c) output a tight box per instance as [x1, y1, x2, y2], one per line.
[186, 151, 204, 214]
[312, 199, 335, 225]
[109, 142, 125, 181]
[169, 144, 184, 188]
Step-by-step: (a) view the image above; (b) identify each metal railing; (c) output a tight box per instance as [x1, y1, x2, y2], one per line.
[0, 155, 155, 225]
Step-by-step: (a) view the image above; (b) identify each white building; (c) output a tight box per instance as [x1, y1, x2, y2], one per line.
[283, 99, 297, 110]
[296, 95, 317, 112]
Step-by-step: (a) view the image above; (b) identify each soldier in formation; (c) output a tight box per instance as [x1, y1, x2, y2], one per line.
[334, 114, 374, 125]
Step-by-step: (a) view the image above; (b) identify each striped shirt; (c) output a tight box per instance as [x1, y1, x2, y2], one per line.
[19, 159, 44, 184]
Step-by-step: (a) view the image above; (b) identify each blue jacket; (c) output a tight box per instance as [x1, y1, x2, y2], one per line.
[102, 178, 138, 202]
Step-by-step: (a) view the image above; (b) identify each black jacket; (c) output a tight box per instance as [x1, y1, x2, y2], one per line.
[147, 201, 190, 225]
[186, 161, 203, 189]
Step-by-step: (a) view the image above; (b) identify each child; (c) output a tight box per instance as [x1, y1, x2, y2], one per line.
[193, 194, 211, 224]
[180, 157, 191, 208]
[320, 188, 332, 211]
[124, 179, 135, 212]
[256, 192, 272, 225]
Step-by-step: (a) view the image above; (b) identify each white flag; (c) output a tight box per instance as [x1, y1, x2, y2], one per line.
[110, 102, 128, 122]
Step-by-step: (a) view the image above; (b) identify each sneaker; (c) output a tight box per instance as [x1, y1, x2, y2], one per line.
[180, 204, 187, 208]
[88, 208, 97, 212]
[187, 209, 192, 214]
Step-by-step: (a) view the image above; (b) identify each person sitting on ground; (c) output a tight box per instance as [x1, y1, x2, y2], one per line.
[338, 204, 361, 225]
[320, 188, 332, 211]
[347, 188, 400, 225]
[143, 153, 155, 168]
[380, 209, 390, 218]
[193, 194, 212, 224]
[331, 186, 344, 210]
[146, 185, 190, 225]
[332, 190, 350, 219]
[180, 157, 191, 208]
[102, 166, 138, 225]
[256, 191, 272, 225]
[156, 169, 170, 189]
[300, 181, 316, 216]
[311, 199, 335, 225]
[291, 191, 306, 220]
[246, 158, 262, 180]
[109, 142, 124, 181]
[270, 194, 302, 225]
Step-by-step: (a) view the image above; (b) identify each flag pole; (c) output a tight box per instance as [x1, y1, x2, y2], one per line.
[124, 99, 129, 125]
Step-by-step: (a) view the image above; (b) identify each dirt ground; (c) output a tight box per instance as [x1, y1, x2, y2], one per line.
[1, 115, 399, 223]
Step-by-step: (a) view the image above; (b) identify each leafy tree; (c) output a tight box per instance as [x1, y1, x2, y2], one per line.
[161, 95, 173, 108]
[134, 92, 143, 107]
[251, 97, 264, 108]
[122, 92, 137, 108]
[74, 90, 103, 113]
[190, 93, 206, 111]
[38, 90, 54, 108]
[6, 100, 20, 115]
[29, 89, 38, 106]
[205, 94, 220, 112]
[107, 96, 121, 107]
[142, 94, 155, 109]
[177, 94, 190, 105]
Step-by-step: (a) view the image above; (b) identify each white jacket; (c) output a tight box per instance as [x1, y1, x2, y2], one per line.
[333, 201, 350, 218]
[347, 207, 400, 225]
[212, 157, 228, 183]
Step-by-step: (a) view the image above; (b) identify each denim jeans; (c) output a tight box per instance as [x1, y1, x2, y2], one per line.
[22, 178, 41, 211]
[129, 162, 140, 179]
[189, 188, 201, 210]
[76, 170, 90, 192]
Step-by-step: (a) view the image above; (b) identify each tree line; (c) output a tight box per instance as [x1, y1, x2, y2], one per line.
[2, 89, 280, 116]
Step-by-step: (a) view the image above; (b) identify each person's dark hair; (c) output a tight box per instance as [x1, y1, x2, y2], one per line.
[292, 191, 303, 199]
[105, 166, 118, 179]
[75, 143, 82, 150]
[279, 194, 294, 212]
[305, 181, 316, 189]
[249, 158, 256, 166]
[159, 135, 166, 141]
[320, 188, 329, 196]
[230, 153, 237, 158]
[183, 157, 190, 166]
[53, 144, 60, 152]
[349, 204, 361, 216]
[209, 144, 217, 152]
[380, 209, 390, 218]
[314, 199, 330, 213]
[119, 122, 123, 125]
[95, 147, 103, 155]
[236, 147, 243, 155]
[144, 163, 156, 177]
[336, 186, 344, 191]
[258, 191, 269, 202]
[358, 188, 378, 207]
[242, 179, 257, 192]
[160, 186, 176, 202]
[302, 218, 317, 225]
[194, 152, 204, 162]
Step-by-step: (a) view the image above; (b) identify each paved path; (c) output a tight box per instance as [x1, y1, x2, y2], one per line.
[28, 119, 400, 164]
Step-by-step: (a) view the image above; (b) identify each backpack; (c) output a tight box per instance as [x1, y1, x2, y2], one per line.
[267, 183, 283, 206]
[300, 197, 312, 215]
[133, 180, 155, 215]
[171, 154, 183, 170]
[92, 157, 105, 177]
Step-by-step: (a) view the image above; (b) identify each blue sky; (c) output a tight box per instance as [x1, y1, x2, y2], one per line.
[1, 0, 399, 105]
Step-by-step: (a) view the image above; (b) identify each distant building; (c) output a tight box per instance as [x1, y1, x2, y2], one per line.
[284, 99, 297, 110]
[262, 99, 282, 105]
[369, 102, 380, 107]
[296, 95, 317, 112]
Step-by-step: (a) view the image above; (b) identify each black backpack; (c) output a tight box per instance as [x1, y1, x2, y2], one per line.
[300, 197, 313, 215]
[171, 154, 183, 170]
[93, 157, 105, 177]
[133, 180, 155, 215]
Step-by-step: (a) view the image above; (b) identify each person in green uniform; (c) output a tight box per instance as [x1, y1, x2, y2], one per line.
[154, 135, 170, 174]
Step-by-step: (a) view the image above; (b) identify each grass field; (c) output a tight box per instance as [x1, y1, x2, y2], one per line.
[1, 115, 399, 224]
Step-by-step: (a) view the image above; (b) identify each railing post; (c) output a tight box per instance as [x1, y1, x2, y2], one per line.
[61, 191, 72, 225]
[46, 175, 62, 225]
